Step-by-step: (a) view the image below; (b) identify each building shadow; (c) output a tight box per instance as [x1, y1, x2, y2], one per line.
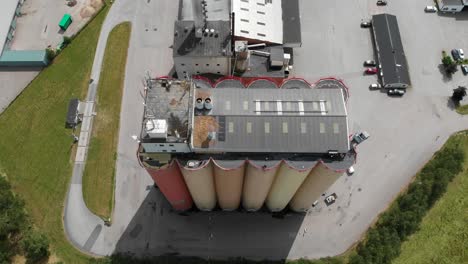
[0, 66, 44, 72]
[113, 188, 305, 262]
[437, 9, 468, 21]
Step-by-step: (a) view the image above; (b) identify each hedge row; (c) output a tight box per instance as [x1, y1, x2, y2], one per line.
[349, 135, 465, 264]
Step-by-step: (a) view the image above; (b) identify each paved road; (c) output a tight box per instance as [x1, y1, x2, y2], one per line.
[63, 0, 468, 260]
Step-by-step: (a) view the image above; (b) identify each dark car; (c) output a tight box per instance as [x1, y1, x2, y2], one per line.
[364, 60, 376, 66]
[361, 21, 372, 28]
[387, 89, 405, 96]
[377, 0, 387, 5]
[452, 49, 461, 61]
[462, 65, 468, 75]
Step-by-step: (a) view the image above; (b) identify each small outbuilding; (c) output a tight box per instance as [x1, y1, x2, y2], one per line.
[59, 14, 73, 31]
[437, 0, 465, 13]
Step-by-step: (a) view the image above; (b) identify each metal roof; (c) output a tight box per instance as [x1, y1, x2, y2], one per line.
[0, 0, 20, 54]
[372, 14, 410, 87]
[282, 0, 302, 47]
[173, 20, 232, 57]
[192, 87, 349, 154]
[231, 0, 284, 44]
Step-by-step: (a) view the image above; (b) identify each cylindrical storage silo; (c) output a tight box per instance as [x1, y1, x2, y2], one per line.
[180, 159, 217, 211]
[265, 161, 314, 212]
[242, 160, 280, 211]
[213, 160, 246, 211]
[289, 162, 343, 212]
[145, 161, 193, 211]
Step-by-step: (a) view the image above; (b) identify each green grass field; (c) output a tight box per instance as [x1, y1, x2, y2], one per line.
[392, 134, 468, 264]
[83, 22, 131, 220]
[457, 104, 468, 115]
[0, 6, 109, 263]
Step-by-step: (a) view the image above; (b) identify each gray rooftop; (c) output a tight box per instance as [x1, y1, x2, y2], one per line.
[282, 0, 302, 47]
[140, 79, 192, 142]
[173, 20, 232, 57]
[372, 14, 410, 87]
[0, 0, 20, 54]
[192, 87, 349, 154]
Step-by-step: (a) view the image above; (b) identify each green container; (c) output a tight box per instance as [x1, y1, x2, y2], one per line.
[59, 14, 73, 31]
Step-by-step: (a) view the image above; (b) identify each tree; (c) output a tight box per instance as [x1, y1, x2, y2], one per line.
[452, 86, 467, 102]
[442, 55, 458, 74]
[21, 231, 50, 262]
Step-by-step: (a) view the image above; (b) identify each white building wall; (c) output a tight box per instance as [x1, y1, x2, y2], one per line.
[437, 0, 464, 12]
[232, 0, 283, 44]
[175, 56, 231, 78]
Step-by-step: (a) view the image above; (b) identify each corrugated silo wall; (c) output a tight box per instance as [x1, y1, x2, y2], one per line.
[265, 162, 313, 212]
[180, 160, 217, 211]
[289, 162, 343, 212]
[213, 161, 246, 211]
[242, 161, 280, 211]
[145, 162, 193, 211]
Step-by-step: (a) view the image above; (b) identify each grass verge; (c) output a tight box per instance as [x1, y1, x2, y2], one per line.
[0, 5, 109, 263]
[392, 136, 468, 264]
[82, 22, 132, 220]
[456, 104, 468, 115]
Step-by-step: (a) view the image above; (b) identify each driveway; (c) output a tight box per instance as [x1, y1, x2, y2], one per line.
[63, 0, 468, 260]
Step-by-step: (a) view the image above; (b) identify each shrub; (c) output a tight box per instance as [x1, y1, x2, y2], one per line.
[45, 48, 56, 62]
[21, 231, 50, 262]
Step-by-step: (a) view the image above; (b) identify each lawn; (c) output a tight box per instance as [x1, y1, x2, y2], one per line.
[83, 22, 131, 219]
[392, 135, 468, 264]
[0, 5, 109, 263]
[457, 104, 468, 115]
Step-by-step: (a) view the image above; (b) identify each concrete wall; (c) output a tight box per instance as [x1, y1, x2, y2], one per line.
[289, 163, 343, 212]
[145, 158, 347, 212]
[265, 162, 312, 212]
[174, 56, 230, 78]
[213, 161, 246, 211]
[146, 162, 193, 211]
[180, 161, 217, 211]
[242, 161, 280, 211]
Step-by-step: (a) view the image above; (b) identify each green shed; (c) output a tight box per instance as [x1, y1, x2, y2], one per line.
[59, 14, 73, 31]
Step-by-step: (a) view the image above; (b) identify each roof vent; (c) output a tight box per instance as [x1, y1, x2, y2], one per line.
[195, 98, 204, 110]
[187, 160, 200, 168]
[204, 98, 213, 110]
[145, 119, 167, 139]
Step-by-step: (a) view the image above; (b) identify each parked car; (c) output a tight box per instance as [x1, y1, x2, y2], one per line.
[369, 83, 381, 89]
[376, 0, 387, 6]
[387, 89, 405, 96]
[324, 193, 337, 206]
[458, 49, 465, 60]
[365, 67, 378, 74]
[452, 49, 461, 61]
[461, 65, 468, 75]
[361, 21, 372, 28]
[424, 6, 437, 12]
[364, 60, 376, 66]
[353, 131, 370, 144]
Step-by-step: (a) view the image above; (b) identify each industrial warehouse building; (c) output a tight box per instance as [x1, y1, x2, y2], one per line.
[0, 0, 48, 67]
[173, 0, 301, 79]
[138, 77, 355, 212]
[372, 14, 410, 89]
